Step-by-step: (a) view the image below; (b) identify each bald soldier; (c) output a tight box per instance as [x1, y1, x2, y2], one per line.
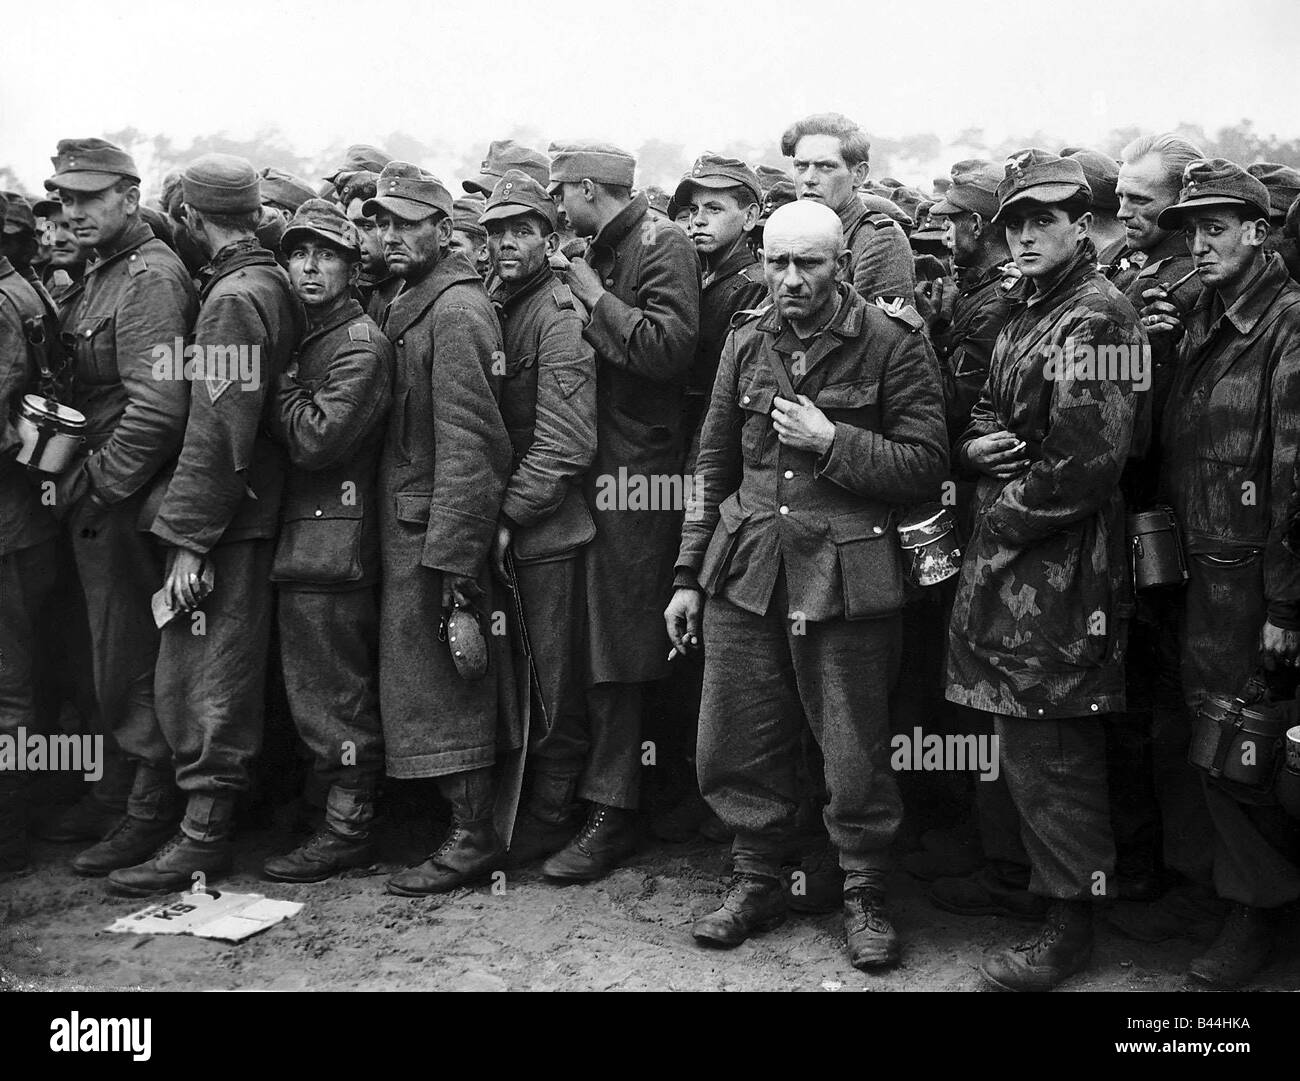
[667, 201, 948, 970]
[781, 113, 915, 305]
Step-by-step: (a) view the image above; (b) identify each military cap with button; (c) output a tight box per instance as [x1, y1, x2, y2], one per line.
[324, 143, 392, 184]
[758, 180, 797, 224]
[1156, 158, 1272, 229]
[463, 139, 551, 196]
[362, 161, 454, 222]
[1246, 162, 1300, 223]
[672, 153, 763, 210]
[991, 148, 1092, 224]
[280, 197, 361, 258]
[452, 196, 488, 240]
[643, 185, 672, 218]
[259, 167, 318, 214]
[754, 163, 794, 194]
[44, 137, 141, 193]
[888, 185, 928, 225]
[547, 141, 637, 195]
[32, 193, 62, 220]
[2, 192, 36, 235]
[480, 169, 560, 231]
[1062, 148, 1120, 211]
[182, 153, 262, 214]
[337, 170, 379, 208]
[929, 161, 1003, 219]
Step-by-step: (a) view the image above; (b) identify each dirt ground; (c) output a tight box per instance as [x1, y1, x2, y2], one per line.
[4, 801, 1299, 993]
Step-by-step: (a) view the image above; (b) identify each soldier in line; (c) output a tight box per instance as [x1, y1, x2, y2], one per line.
[946, 150, 1145, 992]
[40, 141, 199, 876]
[107, 154, 300, 896]
[1062, 148, 1126, 269]
[461, 139, 551, 199]
[1247, 163, 1300, 282]
[0, 193, 60, 871]
[261, 200, 394, 883]
[337, 171, 401, 320]
[477, 171, 599, 865]
[365, 162, 515, 896]
[545, 141, 700, 881]
[33, 194, 86, 303]
[451, 196, 491, 281]
[666, 199, 947, 968]
[781, 112, 915, 304]
[1143, 160, 1300, 989]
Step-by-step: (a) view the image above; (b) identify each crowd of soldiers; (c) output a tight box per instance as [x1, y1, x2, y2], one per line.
[1, 112, 1299, 993]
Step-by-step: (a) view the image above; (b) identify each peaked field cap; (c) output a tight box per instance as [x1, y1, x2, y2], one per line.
[182, 153, 262, 214]
[325, 143, 392, 182]
[259, 167, 318, 212]
[1157, 158, 1272, 229]
[33, 193, 63, 219]
[280, 198, 360, 257]
[1246, 162, 1300, 221]
[452, 197, 488, 238]
[992, 148, 1092, 224]
[45, 137, 140, 192]
[754, 163, 794, 193]
[362, 161, 454, 221]
[929, 161, 1002, 218]
[673, 153, 763, 208]
[547, 141, 636, 193]
[480, 170, 559, 229]
[464, 139, 551, 195]
[1062, 148, 1120, 210]
[3, 192, 36, 235]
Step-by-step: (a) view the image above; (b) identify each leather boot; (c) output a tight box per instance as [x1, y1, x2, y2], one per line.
[70, 761, 179, 874]
[263, 785, 376, 883]
[542, 802, 637, 882]
[0, 776, 30, 872]
[843, 874, 901, 970]
[107, 831, 234, 897]
[692, 873, 787, 947]
[386, 768, 504, 895]
[979, 899, 1094, 992]
[928, 862, 1047, 920]
[36, 747, 136, 843]
[786, 843, 844, 914]
[1187, 904, 1273, 989]
[508, 769, 580, 865]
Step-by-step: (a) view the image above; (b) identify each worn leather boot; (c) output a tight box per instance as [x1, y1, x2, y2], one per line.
[263, 785, 376, 883]
[108, 831, 234, 897]
[787, 843, 844, 914]
[979, 899, 1094, 992]
[1187, 904, 1273, 989]
[843, 885, 901, 970]
[509, 769, 581, 865]
[928, 863, 1047, 920]
[386, 768, 504, 895]
[72, 815, 179, 876]
[0, 777, 30, 872]
[542, 802, 636, 882]
[692, 873, 787, 947]
[36, 750, 135, 842]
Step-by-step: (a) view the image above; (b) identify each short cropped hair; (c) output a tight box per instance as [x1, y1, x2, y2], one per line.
[780, 113, 871, 169]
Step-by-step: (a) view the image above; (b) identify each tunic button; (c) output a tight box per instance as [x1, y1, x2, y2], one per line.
[314, 508, 323, 518]
[742, 395, 751, 404]
[1037, 708, 1045, 716]
[1090, 703, 1099, 712]
[397, 339, 404, 346]
[783, 470, 793, 479]
[604, 278, 614, 286]
[779, 505, 789, 515]
[873, 526, 883, 534]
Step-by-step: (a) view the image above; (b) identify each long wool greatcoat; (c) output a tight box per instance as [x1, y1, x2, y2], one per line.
[376, 252, 517, 778]
[945, 241, 1144, 720]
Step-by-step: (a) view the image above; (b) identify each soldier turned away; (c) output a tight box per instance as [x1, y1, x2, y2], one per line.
[945, 150, 1144, 992]
[477, 170, 598, 866]
[261, 200, 394, 883]
[107, 154, 300, 897]
[667, 200, 947, 971]
[337, 171, 400, 320]
[546, 140, 700, 881]
[365, 162, 515, 897]
[1142, 159, 1300, 989]
[781, 112, 915, 304]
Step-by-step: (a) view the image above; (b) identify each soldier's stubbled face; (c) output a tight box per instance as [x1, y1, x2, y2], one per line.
[45, 210, 84, 268]
[1180, 207, 1268, 291]
[288, 238, 358, 311]
[1117, 154, 1180, 253]
[1002, 204, 1089, 281]
[450, 228, 490, 277]
[762, 203, 848, 329]
[685, 186, 758, 257]
[486, 213, 557, 285]
[946, 211, 983, 269]
[374, 209, 450, 279]
[790, 134, 867, 214]
[345, 197, 387, 275]
[57, 183, 138, 252]
[552, 181, 599, 238]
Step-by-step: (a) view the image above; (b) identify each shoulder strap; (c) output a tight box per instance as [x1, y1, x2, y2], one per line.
[761, 345, 798, 400]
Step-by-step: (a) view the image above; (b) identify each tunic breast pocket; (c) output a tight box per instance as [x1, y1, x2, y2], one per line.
[1203, 377, 1265, 467]
[737, 383, 774, 466]
[72, 316, 115, 384]
[815, 377, 879, 427]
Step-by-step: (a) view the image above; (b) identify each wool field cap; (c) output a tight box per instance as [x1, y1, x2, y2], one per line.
[480, 170, 559, 230]
[325, 143, 392, 183]
[991, 149, 1092, 224]
[44, 138, 140, 192]
[182, 153, 262, 214]
[1157, 158, 1272, 229]
[929, 161, 1003, 219]
[363, 162, 455, 222]
[464, 140, 551, 196]
[280, 198, 361, 258]
[672, 153, 763, 208]
[1247, 162, 1300, 223]
[2, 192, 35, 235]
[260, 168, 318, 213]
[1062, 147, 1120, 211]
[547, 141, 636, 194]
[452, 197, 488, 239]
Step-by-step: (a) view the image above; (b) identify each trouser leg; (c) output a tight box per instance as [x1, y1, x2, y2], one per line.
[579, 682, 643, 809]
[0, 539, 58, 742]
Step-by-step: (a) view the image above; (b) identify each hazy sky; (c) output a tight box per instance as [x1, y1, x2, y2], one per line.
[3, 0, 1298, 189]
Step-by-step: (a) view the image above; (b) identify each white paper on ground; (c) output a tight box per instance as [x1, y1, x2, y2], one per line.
[106, 890, 304, 942]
